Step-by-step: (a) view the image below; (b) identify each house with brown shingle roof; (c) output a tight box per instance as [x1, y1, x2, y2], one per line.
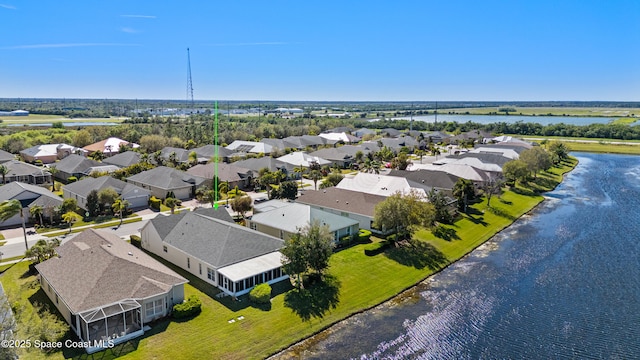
[296, 187, 387, 233]
[35, 229, 187, 354]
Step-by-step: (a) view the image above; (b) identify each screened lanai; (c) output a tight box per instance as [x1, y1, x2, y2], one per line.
[77, 299, 143, 344]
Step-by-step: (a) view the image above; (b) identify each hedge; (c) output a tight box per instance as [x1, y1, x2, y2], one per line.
[249, 283, 271, 304]
[130, 234, 141, 248]
[149, 196, 162, 211]
[173, 295, 202, 319]
[358, 229, 372, 242]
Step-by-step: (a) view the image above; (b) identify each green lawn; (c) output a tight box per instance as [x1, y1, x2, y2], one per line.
[0, 158, 577, 359]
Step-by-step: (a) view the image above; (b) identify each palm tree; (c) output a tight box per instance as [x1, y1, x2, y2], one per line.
[0, 199, 28, 250]
[47, 166, 59, 190]
[112, 198, 131, 225]
[62, 211, 77, 234]
[309, 169, 322, 190]
[0, 164, 7, 185]
[164, 197, 178, 214]
[294, 165, 306, 187]
[29, 205, 44, 227]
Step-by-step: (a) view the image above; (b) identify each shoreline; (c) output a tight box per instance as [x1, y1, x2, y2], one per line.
[269, 159, 578, 359]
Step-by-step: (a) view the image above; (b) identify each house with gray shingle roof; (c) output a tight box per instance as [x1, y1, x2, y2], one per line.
[0, 182, 62, 227]
[50, 154, 101, 182]
[102, 151, 141, 168]
[126, 166, 207, 200]
[63, 176, 150, 211]
[0, 149, 15, 163]
[2, 160, 52, 186]
[233, 156, 293, 175]
[186, 163, 253, 190]
[141, 210, 287, 297]
[36, 229, 187, 354]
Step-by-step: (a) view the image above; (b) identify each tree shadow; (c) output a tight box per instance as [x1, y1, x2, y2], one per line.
[218, 281, 293, 312]
[512, 186, 536, 196]
[284, 274, 341, 322]
[464, 210, 488, 226]
[499, 198, 513, 205]
[488, 206, 516, 221]
[384, 239, 449, 270]
[433, 226, 460, 241]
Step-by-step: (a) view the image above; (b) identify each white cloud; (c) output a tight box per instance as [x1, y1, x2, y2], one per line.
[120, 27, 139, 34]
[205, 42, 289, 47]
[1, 43, 141, 50]
[0, 4, 16, 10]
[120, 14, 156, 19]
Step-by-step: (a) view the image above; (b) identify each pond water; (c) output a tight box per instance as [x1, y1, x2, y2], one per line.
[393, 114, 614, 126]
[279, 153, 640, 359]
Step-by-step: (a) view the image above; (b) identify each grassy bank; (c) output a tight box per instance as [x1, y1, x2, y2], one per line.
[557, 142, 640, 155]
[432, 106, 640, 117]
[0, 158, 577, 360]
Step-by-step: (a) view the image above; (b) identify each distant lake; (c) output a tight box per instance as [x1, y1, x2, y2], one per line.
[5, 122, 118, 127]
[393, 114, 614, 126]
[279, 153, 640, 359]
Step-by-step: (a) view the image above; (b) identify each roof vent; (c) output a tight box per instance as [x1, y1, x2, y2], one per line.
[346, 201, 349, 205]
[107, 244, 111, 247]
[336, 200, 339, 203]
[128, 252, 133, 256]
[323, 190, 326, 193]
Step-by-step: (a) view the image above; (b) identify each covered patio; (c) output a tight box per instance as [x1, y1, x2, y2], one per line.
[76, 299, 144, 352]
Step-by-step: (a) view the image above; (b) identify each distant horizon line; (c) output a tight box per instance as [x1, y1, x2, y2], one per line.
[0, 98, 637, 104]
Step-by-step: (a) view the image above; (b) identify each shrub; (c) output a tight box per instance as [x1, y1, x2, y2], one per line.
[67, 176, 77, 183]
[173, 295, 202, 319]
[130, 234, 141, 248]
[249, 283, 272, 304]
[149, 196, 162, 211]
[364, 240, 391, 256]
[358, 229, 372, 242]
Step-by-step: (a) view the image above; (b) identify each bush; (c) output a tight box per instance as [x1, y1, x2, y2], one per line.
[173, 295, 202, 319]
[364, 240, 391, 256]
[130, 234, 141, 248]
[67, 176, 77, 183]
[358, 229, 372, 242]
[249, 283, 271, 304]
[149, 196, 162, 211]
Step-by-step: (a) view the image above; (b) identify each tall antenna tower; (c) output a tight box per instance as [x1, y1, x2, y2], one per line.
[186, 48, 194, 111]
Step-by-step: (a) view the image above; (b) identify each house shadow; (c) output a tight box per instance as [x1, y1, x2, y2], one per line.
[217, 281, 293, 312]
[384, 239, 449, 271]
[284, 274, 341, 322]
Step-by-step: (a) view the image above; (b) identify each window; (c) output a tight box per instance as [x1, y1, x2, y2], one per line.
[163, 245, 167, 253]
[187, 257, 190, 269]
[199, 263, 202, 275]
[250, 222, 256, 230]
[236, 280, 245, 292]
[55, 294, 58, 304]
[207, 268, 215, 281]
[279, 230, 284, 239]
[145, 299, 164, 318]
[265, 270, 273, 282]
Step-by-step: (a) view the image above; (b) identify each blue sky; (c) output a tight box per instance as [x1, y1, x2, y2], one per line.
[1, 1, 638, 101]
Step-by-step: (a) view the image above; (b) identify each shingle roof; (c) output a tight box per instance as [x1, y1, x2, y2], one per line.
[193, 145, 233, 159]
[35, 229, 187, 313]
[4, 160, 51, 177]
[276, 152, 331, 167]
[389, 169, 460, 191]
[186, 163, 252, 182]
[102, 151, 141, 168]
[0, 181, 62, 207]
[51, 154, 101, 174]
[233, 157, 292, 173]
[63, 176, 149, 198]
[83, 137, 139, 154]
[151, 211, 283, 269]
[126, 166, 207, 190]
[0, 149, 15, 163]
[296, 187, 386, 217]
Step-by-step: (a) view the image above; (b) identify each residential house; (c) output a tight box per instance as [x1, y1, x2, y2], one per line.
[2, 160, 52, 186]
[354, 128, 377, 138]
[186, 163, 253, 190]
[233, 156, 294, 176]
[36, 229, 187, 354]
[0, 182, 63, 227]
[20, 144, 88, 164]
[192, 145, 233, 163]
[318, 132, 360, 144]
[247, 200, 359, 243]
[389, 169, 460, 196]
[296, 187, 386, 233]
[409, 163, 489, 185]
[0, 149, 15, 163]
[226, 140, 273, 154]
[83, 137, 139, 156]
[309, 145, 373, 169]
[126, 166, 207, 200]
[276, 152, 331, 169]
[63, 176, 150, 211]
[102, 151, 142, 168]
[50, 154, 102, 182]
[141, 210, 287, 297]
[336, 172, 429, 198]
